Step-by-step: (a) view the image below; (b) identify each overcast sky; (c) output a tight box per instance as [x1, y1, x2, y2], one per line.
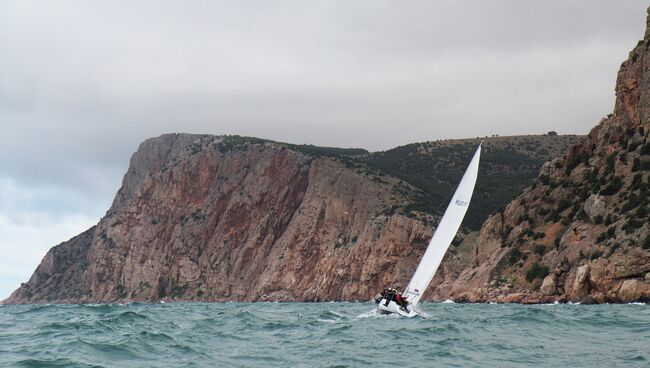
[1, 1, 648, 300]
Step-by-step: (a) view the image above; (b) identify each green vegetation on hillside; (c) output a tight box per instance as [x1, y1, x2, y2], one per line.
[364, 135, 581, 229]
[501, 125, 650, 259]
[217, 134, 581, 230]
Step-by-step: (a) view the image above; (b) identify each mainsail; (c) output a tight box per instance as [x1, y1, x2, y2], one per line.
[402, 144, 481, 307]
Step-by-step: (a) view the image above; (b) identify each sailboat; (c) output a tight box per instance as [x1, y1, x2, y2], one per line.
[375, 143, 482, 317]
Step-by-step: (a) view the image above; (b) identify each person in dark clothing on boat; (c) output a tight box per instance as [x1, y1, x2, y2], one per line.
[383, 288, 397, 306]
[375, 288, 410, 310]
[375, 288, 409, 311]
[374, 288, 396, 306]
[374, 288, 388, 303]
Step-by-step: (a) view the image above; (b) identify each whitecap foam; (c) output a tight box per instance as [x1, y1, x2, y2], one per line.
[317, 318, 338, 324]
[356, 309, 400, 319]
[356, 308, 420, 319]
[418, 311, 432, 319]
[540, 301, 560, 306]
[442, 299, 456, 304]
[356, 309, 379, 319]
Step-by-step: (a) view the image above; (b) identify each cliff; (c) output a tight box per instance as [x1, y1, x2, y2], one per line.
[5, 135, 426, 303]
[4, 132, 575, 304]
[439, 8, 650, 304]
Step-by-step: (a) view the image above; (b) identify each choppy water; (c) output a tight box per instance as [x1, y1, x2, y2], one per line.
[0, 302, 648, 367]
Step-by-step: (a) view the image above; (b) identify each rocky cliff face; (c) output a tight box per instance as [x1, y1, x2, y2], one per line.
[437, 8, 650, 304]
[6, 134, 439, 303]
[5, 129, 578, 304]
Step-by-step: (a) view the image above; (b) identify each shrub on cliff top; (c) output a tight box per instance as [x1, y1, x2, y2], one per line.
[641, 142, 650, 155]
[600, 176, 623, 196]
[641, 159, 650, 171]
[507, 247, 522, 265]
[557, 199, 572, 212]
[538, 174, 550, 185]
[525, 261, 550, 282]
[590, 250, 604, 260]
[534, 244, 546, 255]
[604, 152, 618, 175]
[641, 234, 650, 249]
[629, 141, 641, 152]
[630, 173, 643, 191]
[622, 218, 644, 233]
[545, 210, 561, 223]
[533, 231, 545, 240]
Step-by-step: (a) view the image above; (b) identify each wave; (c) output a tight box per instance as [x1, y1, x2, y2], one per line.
[16, 358, 105, 368]
[2, 302, 647, 367]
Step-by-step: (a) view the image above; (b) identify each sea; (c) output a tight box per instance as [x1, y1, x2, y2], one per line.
[0, 302, 647, 367]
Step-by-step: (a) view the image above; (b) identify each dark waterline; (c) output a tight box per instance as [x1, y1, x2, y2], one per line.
[0, 302, 648, 367]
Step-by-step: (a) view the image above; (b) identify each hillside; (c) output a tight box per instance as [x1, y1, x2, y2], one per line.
[434, 9, 650, 304]
[4, 132, 576, 304]
[365, 135, 581, 229]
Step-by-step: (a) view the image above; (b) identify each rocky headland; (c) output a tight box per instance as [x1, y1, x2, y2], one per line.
[5, 133, 576, 304]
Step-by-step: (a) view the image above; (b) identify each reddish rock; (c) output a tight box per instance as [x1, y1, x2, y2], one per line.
[618, 279, 643, 303]
[592, 292, 606, 304]
[499, 293, 527, 303]
[5, 135, 436, 303]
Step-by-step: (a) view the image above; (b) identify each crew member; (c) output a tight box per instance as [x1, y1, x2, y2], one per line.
[395, 292, 409, 311]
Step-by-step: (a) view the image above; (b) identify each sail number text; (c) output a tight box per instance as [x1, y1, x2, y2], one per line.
[455, 199, 469, 207]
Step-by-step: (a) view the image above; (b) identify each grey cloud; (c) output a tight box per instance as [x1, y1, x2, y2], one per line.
[1, 0, 648, 197]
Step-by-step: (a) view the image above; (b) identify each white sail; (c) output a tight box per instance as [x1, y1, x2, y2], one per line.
[402, 144, 481, 307]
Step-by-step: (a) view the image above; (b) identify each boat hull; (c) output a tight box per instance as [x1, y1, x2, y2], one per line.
[376, 298, 418, 318]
